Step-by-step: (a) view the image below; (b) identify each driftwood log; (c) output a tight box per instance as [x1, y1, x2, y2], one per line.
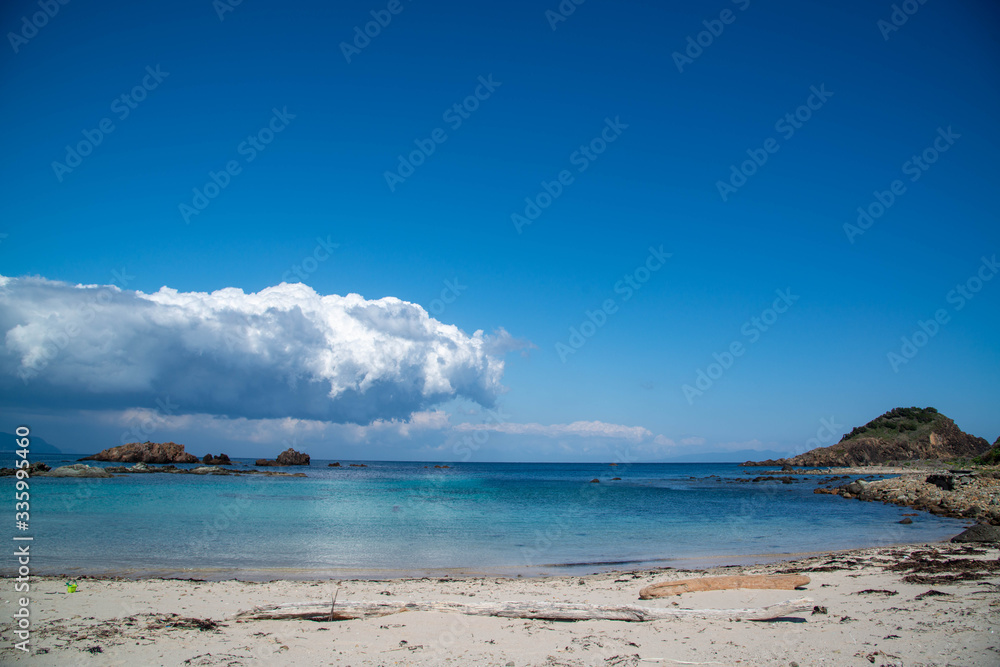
[232, 597, 814, 622]
[639, 575, 811, 599]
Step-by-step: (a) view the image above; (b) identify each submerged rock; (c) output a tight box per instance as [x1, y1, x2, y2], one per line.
[41, 464, 114, 478]
[189, 466, 227, 474]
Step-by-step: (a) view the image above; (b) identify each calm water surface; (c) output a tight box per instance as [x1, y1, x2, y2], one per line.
[2, 456, 968, 579]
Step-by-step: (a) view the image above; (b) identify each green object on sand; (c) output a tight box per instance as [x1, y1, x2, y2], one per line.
[66, 581, 77, 593]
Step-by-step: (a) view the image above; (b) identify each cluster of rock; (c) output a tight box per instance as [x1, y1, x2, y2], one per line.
[103, 463, 305, 477]
[745, 407, 991, 467]
[80, 442, 315, 468]
[1, 461, 307, 478]
[0, 463, 113, 478]
[0, 461, 52, 477]
[815, 471, 1000, 525]
[82, 442, 199, 464]
[255, 448, 310, 466]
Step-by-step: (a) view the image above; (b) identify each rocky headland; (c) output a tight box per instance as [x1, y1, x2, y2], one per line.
[815, 471, 1000, 525]
[973, 436, 1000, 466]
[744, 407, 991, 468]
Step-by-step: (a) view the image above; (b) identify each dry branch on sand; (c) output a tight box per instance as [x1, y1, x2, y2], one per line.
[231, 597, 814, 622]
[638, 574, 811, 599]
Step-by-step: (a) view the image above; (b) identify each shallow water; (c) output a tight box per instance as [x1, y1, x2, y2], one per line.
[2, 456, 968, 579]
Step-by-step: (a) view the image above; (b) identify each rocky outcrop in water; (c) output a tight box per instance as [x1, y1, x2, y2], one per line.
[255, 448, 310, 466]
[82, 441, 199, 464]
[815, 471, 1000, 525]
[745, 407, 990, 467]
[40, 464, 114, 478]
[0, 461, 50, 476]
[104, 463, 305, 477]
[202, 453, 232, 465]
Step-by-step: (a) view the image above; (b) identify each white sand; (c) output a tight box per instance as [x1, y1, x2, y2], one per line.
[3, 543, 997, 666]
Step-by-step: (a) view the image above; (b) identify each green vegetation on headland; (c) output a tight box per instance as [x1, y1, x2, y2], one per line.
[842, 406, 941, 442]
[745, 406, 993, 468]
[973, 437, 1000, 466]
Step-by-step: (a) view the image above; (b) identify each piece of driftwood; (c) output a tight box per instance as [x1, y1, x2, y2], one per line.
[639, 575, 811, 599]
[232, 597, 813, 622]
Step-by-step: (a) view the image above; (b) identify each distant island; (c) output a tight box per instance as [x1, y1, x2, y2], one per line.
[745, 407, 992, 467]
[0, 431, 67, 454]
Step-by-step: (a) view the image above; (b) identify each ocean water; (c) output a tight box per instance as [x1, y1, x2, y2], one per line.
[2, 455, 968, 579]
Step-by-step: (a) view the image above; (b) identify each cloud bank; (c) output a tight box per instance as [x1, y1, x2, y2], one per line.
[0, 275, 510, 423]
[454, 420, 654, 441]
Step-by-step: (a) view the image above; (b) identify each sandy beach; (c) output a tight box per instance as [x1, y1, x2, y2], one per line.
[3, 541, 997, 666]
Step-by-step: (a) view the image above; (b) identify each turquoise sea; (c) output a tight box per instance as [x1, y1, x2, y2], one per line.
[2, 455, 968, 580]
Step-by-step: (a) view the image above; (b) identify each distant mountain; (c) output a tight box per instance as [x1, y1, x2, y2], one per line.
[663, 449, 795, 463]
[0, 432, 64, 454]
[744, 407, 991, 467]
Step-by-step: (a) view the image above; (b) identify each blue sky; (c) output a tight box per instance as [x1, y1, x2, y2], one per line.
[1, 0, 998, 460]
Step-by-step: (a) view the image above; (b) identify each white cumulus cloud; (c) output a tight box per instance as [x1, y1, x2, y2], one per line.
[0, 275, 512, 423]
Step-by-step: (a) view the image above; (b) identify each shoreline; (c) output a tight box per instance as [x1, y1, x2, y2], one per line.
[5, 537, 976, 583]
[4, 541, 997, 665]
